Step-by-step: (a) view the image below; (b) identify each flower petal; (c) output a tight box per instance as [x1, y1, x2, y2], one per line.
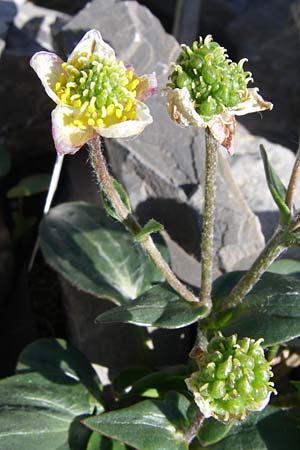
[163, 87, 205, 127]
[231, 88, 273, 116]
[30, 51, 64, 104]
[52, 106, 96, 155]
[136, 73, 158, 101]
[67, 29, 115, 64]
[208, 113, 236, 154]
[93, 101, 153, 138]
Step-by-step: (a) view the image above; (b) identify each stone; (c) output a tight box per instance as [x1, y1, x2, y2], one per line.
[199, 0, 300, 151]
[229, 124, 298, 241]
[13, 1, 70, 51]
[0, 0, 18, 56]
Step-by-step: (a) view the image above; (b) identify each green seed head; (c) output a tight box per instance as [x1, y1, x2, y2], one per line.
[168, 35, 253, 121]
[186, 334, 276, 423]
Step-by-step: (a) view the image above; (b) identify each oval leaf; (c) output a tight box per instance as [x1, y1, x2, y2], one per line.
[16, 338, 104, 406]
[213, 272, 300, 346]
[268, 258, 300, 276]
[197, 417, 233, 446]
[95, 284, 208, 329]
[87, 432, 129, 450]
[6, 174, 51, 198]
[201, 406, 300, 450]
[0, 372, 96, 450]
[84, 392, 196, 450]
[40, 202, 168, 305]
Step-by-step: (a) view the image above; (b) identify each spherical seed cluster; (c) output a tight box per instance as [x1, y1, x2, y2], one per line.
[168, 36, 253, 120]
[54, 53, 139, 130]
[186, 334, 276, 423]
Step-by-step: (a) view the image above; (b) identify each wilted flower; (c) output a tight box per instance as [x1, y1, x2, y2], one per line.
[186, 333, 276, 423]
[30, 30, 157, 155]
[164, 36, 273, 153]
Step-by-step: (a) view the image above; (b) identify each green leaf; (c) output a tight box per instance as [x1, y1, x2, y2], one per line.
[197, 417, 233, 446]
[6, 174, 51, 198]
[40, 202, 168, 305]
[95, 284, 208, 329]
[101, 177, 131, 221]
[87, 432, 129, 450]
[112, 367, 154, 397]
[260, 145, 291, 223]
[84, 392, 197, 450]
[268, 258, 300, 276]
[202, 406, 300, 450]
[16, 338, 104, 406]
[213, 271, 300, 346]
[135, 219, 164, 242]
[0, 372, 96, 450]
[291, 381, 300, 392]
[118, 366, 190, 399]
[0, 144, 11, 177]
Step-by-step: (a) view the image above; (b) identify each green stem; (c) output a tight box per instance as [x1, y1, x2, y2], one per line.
[88, 136, 198, 304]
[221, 229, 286, 311]
[200, 129, 218, 311]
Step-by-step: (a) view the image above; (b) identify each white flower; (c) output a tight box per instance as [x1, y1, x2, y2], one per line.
[30, 30, 157, 155]
[163, 86, 273, 154]
[163, 36, 273, 154]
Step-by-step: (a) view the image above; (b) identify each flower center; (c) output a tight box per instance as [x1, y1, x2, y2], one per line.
[54, 53, 140, 129]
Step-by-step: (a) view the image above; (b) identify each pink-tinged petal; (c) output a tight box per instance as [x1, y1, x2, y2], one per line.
[163, 87, 205, 127]
[136, 73, 158, 101]
[231, 88, 273, 116]
[94, 101, 153, 138]
[51, 106, 96, 155]
[208, 113, 236, 154]
[30, 51, 64, 104]
[68, 29, 115, 64]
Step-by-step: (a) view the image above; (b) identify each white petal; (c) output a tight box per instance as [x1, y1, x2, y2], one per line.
[68, 29, 115, 64]
[231, 88, 273, 116]
[136, 73, 158, 101]
[52, 106, 96, 155]
[163, 87, 206, 127]
[30, 51, 64, 104]
[208, 113, 236, 154]
[94, 101, 153, 138]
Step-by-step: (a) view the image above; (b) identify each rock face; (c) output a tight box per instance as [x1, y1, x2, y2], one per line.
[58, 0, 265, 286]
[229, 125, 297, 242]
[200, 0, 300, 151]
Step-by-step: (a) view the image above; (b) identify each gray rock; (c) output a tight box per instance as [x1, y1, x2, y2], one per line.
[198, 0, 300, 150]
[229, 124, 297, 241]
[227, 0, 299, 150]
[0, 1, 17, 56]
[13, 1, 70, 51]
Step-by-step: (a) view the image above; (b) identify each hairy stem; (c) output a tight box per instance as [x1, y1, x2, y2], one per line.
[221, 230, 286, 311]
[286, 144, 300, 211]
[88, 136, 198, 303]
[200, 129, 218, 311]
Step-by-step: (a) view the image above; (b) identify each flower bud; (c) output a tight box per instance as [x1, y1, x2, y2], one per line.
[186, 333, 276, 423]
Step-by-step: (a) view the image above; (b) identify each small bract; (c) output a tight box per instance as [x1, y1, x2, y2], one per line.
[30, 30, 157, 155]
[164, 36, 273, 153]
[186, 333, 276, 423]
